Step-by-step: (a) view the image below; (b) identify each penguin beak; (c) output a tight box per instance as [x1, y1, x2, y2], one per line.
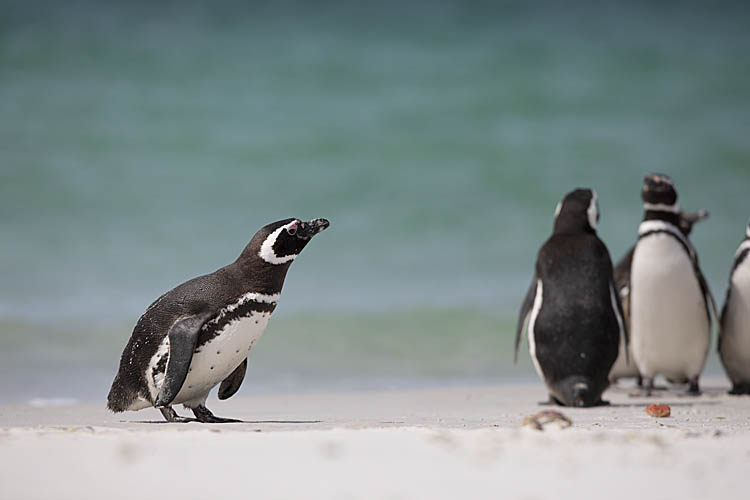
[297, 218, 330, 239]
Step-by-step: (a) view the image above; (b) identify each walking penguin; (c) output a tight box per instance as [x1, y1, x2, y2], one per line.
[107, 218, 330, 422]
[515, 189, 626, 407]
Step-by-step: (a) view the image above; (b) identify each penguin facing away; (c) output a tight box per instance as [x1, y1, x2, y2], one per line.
[629, 174, 716, 396]
[515, 189, 626, 407]
[719, 218, 750, 395]
[609, 209, 709, 385]
[107, 218, 330, 423]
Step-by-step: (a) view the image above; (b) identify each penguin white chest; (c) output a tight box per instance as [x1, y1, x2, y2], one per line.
[173, 311, 272, 404]
[630, 233, 710, 379]
[720, 260, 750, 380]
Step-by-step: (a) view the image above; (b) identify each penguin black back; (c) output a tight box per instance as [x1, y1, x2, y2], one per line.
[516, 189, 624, 407]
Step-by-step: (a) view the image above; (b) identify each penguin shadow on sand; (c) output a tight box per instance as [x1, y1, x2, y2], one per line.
[604, 383, 727, 408]
[127, 417, 323, 425]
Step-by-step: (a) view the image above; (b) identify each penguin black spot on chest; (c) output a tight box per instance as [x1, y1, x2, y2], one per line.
[196, 299, 277, 350]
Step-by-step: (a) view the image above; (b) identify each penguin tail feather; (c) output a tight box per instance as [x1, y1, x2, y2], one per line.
[106, 374, 132, 413]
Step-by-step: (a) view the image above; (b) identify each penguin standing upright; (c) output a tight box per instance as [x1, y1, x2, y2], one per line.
[107, 217, 330, 422]
[629, 174, 715, 395]
[515, 189, 626, 407]
[719, 218, 750, 395]
[609, 209, 709, 385]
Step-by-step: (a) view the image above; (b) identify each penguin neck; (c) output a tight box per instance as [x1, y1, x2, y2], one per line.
[643, 209, 680, 227]
[233, 253, 291, 295]
[552, 218, 594, 235]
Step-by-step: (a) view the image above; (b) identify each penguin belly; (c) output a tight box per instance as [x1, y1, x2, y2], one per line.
[131, 310, 272, 410]
[720, 262, 750, 384]
[176, 311, 271, 405]
[631, 234, 710, 380]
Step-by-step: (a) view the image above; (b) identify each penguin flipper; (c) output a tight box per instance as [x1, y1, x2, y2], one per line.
[155, 316, 207, 407]
[694, 263, 718, 326]
[610, 278, 629, 363]
[718, 285, 731, 353]
[218, 358, 247, 400]
[515, 273, 537, 363]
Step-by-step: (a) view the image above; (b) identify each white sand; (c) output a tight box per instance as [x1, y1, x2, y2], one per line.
[1, 379, 749, 499]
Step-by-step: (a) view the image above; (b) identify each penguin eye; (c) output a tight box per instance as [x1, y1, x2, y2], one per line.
[287, 226, 297, 236]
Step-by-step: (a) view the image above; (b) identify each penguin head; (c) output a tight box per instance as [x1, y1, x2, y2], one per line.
[553, 188, 599, 234]
[642, 173, 679, 213]
[246, 217, 330, 266]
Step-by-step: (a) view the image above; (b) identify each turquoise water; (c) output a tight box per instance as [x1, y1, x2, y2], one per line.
[1, 1, 748, 403]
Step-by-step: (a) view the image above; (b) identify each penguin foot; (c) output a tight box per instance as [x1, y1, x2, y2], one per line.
[684, 378, 701, 396]
[192, 405, 242, 423]
[629, 377, 655, 397]
[159, 406, 194, 423]
[729, 383, 750, 395]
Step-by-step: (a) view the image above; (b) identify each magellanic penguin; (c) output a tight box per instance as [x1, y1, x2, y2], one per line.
[515, 189, 626, 407]
[107, 218, 330, 422]
[629, 174, 716, 396]
[609, 209, 709, 385]
[719, 218, 750, 395]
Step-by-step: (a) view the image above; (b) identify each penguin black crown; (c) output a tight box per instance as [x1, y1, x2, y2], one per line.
[107, 217, 330, 423]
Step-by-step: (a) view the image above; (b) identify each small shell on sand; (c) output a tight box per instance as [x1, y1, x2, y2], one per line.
[521, 410, 573, 430]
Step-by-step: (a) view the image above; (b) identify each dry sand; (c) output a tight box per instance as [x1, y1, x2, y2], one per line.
[1, 379, 749, 499]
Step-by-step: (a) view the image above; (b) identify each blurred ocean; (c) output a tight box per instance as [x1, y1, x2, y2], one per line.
[1, 0, 749, 403]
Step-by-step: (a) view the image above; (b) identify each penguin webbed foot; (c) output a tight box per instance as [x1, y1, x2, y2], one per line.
[159, 406, 195, 423]
[192, 405, 243, 423]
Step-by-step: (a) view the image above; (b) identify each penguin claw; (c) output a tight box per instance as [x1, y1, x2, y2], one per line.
[192, 405, 243, 423]
[159, 406, 194, 423]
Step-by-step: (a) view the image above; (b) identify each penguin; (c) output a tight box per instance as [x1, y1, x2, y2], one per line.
[609, 209, 709, 385]
[515, 189, 626, 407]
[629, 174, 716, 396]
[107, 217, 330, 422]
[719, 218, 750, 395]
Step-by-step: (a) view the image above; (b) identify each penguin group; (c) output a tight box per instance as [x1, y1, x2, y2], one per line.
[107, 173, 750, 422]
[515, 173, 750, 406]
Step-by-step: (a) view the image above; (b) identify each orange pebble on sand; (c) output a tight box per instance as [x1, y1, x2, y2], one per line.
[645, 403, 671, 417]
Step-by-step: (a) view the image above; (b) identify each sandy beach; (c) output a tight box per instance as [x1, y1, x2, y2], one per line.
[1, 378, 749, 500]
